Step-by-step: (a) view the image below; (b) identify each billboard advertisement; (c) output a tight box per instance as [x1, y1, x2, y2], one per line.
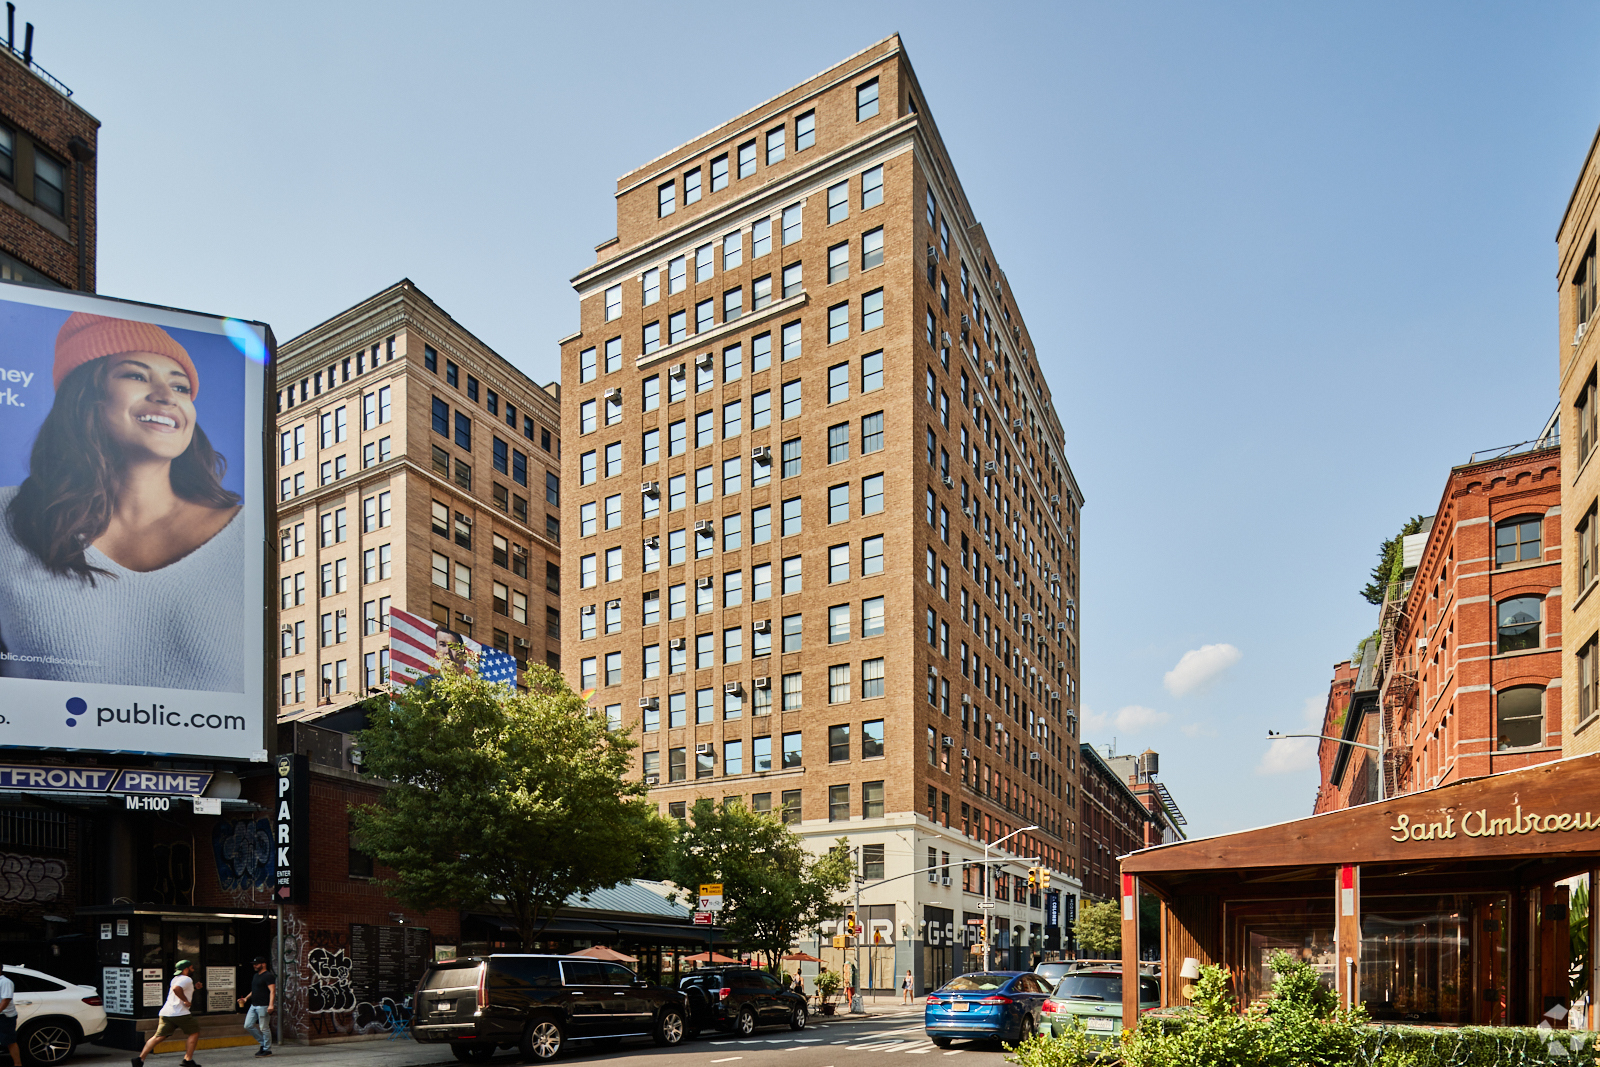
[0, 282, 272, 761]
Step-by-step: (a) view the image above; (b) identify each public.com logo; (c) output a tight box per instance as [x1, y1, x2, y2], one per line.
[63, 697, 246, 732]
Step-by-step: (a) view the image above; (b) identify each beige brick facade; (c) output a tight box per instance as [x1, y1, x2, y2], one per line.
[273, 280, 561, 719]
[561, 37, 1086, 981]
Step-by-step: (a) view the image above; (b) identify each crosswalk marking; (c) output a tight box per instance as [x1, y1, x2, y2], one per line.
[942, 1050, 965, 1056]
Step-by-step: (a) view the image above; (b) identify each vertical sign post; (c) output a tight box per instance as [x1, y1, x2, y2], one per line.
[1120, 873, 1140, 1027]
[274, 754, 310, 905]
[1335, 865, 1360, 1011]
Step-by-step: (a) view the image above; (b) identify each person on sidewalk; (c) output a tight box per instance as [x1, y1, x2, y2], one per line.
[0, 965, 24, 1067]
[236, 956, 275, 1056]
[901, 969, 913, 1005]
[132, 960, 203, 1067]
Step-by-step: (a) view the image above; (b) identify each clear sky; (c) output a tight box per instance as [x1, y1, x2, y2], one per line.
[34, 0, 1600, 836]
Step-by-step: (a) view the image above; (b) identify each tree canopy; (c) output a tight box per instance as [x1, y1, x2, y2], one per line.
[665, 798, 853, 970]
[1073, 898, 1122, 956]
[350, 661, 675, 949]
[1360, 515, 1426, 605]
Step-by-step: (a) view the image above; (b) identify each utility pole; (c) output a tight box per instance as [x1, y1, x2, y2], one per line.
[1267, 731, 1383, 801]
[853, 865, 863, 1013]
[981, 824, 1038, 971]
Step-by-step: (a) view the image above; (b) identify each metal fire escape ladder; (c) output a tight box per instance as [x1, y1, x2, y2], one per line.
[1376, 577, 1417, 799]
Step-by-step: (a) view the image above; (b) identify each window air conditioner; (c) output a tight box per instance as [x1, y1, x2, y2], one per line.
[724, 682, 742, 695]
[645, 535, 660, 549]
[754, 676, 771, 690]
[941, 874, 952, 887]
[942, 736, 954, 748]
[639, 696, 659, 710]
[926, 245, 937, 262]
[753, 619, 771, 634]
[513, 544, 527, 556]
[605, 387, 622, 402]
[961, 693, 972, 705]
[1021, 613, 1032, 623]
[669, 363, 686, 379]
[752, 445, 772, 463]
[459, 614, 474, 625]
[1030, 752, 1040, 762]
[928, 665, 938, 677]
[985, 360, 996, 374]
[1012, 419, 1023, 431]
[642, 481, 660, 497]
[670, 638, 686, 651]
[960, 314, 971, 330]
[696, 352, 714, 370]
[942, 475, 955, 489]
[694, 520, 713, 534]
[644, 774, 660, 786]
[984, 461, 996, 472]
[1056, 622, 1066, 632]
[1050, 494, 1060, 504]
[582, 604, 597, 616]
[696, 576, 714, 589]
[993, 280, 1002, 294]
[961, 747, 970, 758]
[941, 330, 951, 346]
[696, 743, 714, 756]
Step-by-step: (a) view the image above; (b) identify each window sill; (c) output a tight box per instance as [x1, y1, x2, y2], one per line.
[1574, 578, 1600, 613]
[1490, 646, 1550, 661]
[1496, 558, 1552, 575]
[1575, 713, 1600, 739]
[635, 291, 810, 372]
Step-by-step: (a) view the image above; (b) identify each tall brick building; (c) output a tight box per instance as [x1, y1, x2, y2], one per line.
[0, 26, 96, 289]
[559, 37, 1085, 988]
[274, 280, 562, 719]
[1078, 744, 1155, 903]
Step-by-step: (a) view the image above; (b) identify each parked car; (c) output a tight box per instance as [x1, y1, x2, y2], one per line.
[1032, 961, 1074, 988]
[676, 967, 808, 1036]
[924, 971, 1051, 1047]
[1041, 967, 1160, 1042]
[1, 965, 106, 1067]
[410, 954, 688, 1061]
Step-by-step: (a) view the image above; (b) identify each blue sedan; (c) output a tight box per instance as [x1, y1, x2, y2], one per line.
[924, 971, 1052, 1047]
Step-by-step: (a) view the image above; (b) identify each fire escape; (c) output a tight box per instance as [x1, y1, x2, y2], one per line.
[1375, 577, 1418, 799]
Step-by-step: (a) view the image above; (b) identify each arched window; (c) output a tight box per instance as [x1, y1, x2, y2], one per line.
[1496, 686, 1545, 750]
[1497, 596, 1542, 653]
[1495, 516, 1543, 566]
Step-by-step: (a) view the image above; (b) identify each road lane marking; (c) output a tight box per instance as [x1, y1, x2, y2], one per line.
[904, 1044, 937, 1054]
[710, 1058, 743, 1063]
[942, 1051, 965, 1056]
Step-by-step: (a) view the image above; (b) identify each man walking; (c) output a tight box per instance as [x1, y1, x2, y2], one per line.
[0, 965, 23, 1067]
[132, 960, 202, 1067]
[237, 957, 275, 1056]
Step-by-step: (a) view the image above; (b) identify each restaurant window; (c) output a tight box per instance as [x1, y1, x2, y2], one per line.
[1494, 516, 1542, 566]
[1496, 596, 1541, 653]
[1495, 686, 1544, 750]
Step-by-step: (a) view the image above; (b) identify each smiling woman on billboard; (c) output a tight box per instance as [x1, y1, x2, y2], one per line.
[0, 311, 246, 692]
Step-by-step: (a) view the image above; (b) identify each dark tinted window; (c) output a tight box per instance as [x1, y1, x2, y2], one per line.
[560, 960, 605, 985]
[943, 973, 1010, 992]
[757, 973, 782, 991]
[600, 963, 637, 986]
[422, 964, 481, 991]
[4, 973, 64, 993]
[491, 957, 560, 989]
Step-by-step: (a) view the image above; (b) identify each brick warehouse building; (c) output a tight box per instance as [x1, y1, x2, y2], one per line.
[1078, 744, 1156, 905]
[559, 37, 1086, 992]
[0, 23, 96, 290]
[273, 279, 563, 719]
[1315, 437, 1564, 813]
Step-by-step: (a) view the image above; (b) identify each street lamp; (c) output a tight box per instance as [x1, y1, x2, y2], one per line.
[1266, 729, 1384, 802]
[982, 824, 1039, 970]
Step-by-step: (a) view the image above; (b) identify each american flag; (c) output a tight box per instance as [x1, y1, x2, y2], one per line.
[387, 607, 519, 687]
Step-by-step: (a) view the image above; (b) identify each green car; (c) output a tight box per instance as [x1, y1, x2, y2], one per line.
[1041, 968, 1160, 1042]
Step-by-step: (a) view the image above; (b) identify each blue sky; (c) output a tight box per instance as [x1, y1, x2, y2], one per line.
[38, 0, 1600, 836]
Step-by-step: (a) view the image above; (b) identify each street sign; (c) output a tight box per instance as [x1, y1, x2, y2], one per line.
[965, 918, 986, 925]
[698, 883, 724, 912]
[693, 911, 714, 925]
[699, 883, 723, 895]
[977, 901, 996, 909]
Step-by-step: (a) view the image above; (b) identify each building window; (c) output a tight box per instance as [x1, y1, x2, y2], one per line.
[1496, 686, 1544, 750]
[862, 165, 883, 209]
[862, 289, 884, 331]
[828, 663, 851, 704]
[828, 785, 850, 822]
[782, 672, 803, 712]
[828, 241, 849, 284]
[862, 781, 884, 819]
[738, 139, 756, 179]
[782, 203, 803, 246]
[856, 78, 879, 121]
[658, 180, 675, 217]
[1582, 506, 1599, 592]
[766, 125, 785, 164]
[1580, 373, 1597, 461]
[684, 166, 702, 204]
[1496, 596, 1541, 653]
[1578, 237, 1597, 333]
[796, 110, 815, 150]
[862, 226, 883, 271]
[862, 843, 884, 880]
[32, 151, 64, 217]
[862, 656, 885, 696]
[781, 789, 801, 824]
[828, 422, 849, 464]
[1581, 637, 1600, 726]
[1495, 516, 1542, 565]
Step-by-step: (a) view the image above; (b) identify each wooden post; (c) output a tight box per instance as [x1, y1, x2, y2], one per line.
[1591, 870, 1599, 1030]
[1335, 865, 1360, 1011]
[1121, 873, 1140, 1027]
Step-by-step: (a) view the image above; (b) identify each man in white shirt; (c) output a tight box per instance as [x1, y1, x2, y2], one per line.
[132, 960, 202, 1067]
[0, 965, 23, 1067]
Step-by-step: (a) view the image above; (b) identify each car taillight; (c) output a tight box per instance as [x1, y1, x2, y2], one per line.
[1040, 1001, 1058, 1013]
[719, 987, 731, 1001]
[925, 994, 943, 1005]
[978, 995, 1012, 1005]
[477, 963, 488, 1011]
[81, 997, 102, 1007]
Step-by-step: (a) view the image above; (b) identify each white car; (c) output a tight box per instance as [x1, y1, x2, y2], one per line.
[2, 966, 106, 1066]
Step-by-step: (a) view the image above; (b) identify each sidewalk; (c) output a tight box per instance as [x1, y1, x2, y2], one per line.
[78, 1036, 455, 1067]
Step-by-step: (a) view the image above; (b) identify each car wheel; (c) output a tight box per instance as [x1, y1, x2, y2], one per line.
[931, 1036, 952, 1049]
[736, 1008, 757, 1037]
[655, 1008, 686, 1047]
[788, 1005, 806, 1031]
[520, 1018, 564, 1062]
[450, 1044, 495, 1062]
[19, 1021, 77, 1067]
[1018, 1015, 1036, 1043]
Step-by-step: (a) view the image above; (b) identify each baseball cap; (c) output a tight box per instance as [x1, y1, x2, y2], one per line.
[251, 956, 268, 964]
[174, 959, 193, 973]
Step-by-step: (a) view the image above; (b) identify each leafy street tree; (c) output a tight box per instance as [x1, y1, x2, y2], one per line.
[666, 798, 854, 970]
[351, 661, 676, 950]
[1073, 899, 1122, 956]
[1360, 515, 1426, 605]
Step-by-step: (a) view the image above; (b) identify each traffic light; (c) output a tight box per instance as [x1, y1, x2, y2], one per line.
[1027, 867, 1038, 890]
[846, 911, 858, 936]
[1041, 868, 1051, 891]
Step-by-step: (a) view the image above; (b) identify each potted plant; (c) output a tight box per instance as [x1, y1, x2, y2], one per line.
[815, 968, 842, 1015]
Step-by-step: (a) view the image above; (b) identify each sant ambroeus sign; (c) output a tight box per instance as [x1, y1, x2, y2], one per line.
[1391, 806, 1600, 843]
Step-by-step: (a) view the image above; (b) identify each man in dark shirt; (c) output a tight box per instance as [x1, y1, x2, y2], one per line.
[236, 957, 275, 1056]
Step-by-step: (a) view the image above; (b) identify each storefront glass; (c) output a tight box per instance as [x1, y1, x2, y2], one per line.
[1360, 894, 1506, 1026]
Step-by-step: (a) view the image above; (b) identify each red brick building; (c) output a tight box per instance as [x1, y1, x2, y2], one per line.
[1313, 654, 1372, 813]
[0, 28, 97, 290]
[1078, 743, 1156, 902]
[1317, 437, 1564, 812]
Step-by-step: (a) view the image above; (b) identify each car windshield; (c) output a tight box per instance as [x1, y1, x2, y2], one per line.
[942, 974, 1010, 992]
[1052, 974, 1121, 1001]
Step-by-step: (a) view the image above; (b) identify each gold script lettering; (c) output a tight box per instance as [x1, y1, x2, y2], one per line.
[1489, 817, 1512, 836]
[1462, 810, 1485, 837]
[1557, 814, 1574, 831]
[1390, 814, 1411, 842]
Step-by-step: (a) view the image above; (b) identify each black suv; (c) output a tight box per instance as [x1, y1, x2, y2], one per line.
[412, 954, 689, 1061]
[677, 967, 808, 1036]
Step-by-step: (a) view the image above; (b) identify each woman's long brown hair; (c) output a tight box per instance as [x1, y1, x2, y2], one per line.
[7, 357, 241, 581]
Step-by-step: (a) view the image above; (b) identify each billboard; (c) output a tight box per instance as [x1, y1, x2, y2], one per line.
[0, 282, 271, 761]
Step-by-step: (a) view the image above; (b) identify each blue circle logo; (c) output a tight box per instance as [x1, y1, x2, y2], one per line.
[64, 697, 86, 727]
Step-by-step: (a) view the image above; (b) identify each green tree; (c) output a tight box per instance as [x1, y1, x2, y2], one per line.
[665, 798, 853, 970]
[1360, 515, 1426, 605]
[1072, 899, 1122, 956]
[350, 661, 675, 950]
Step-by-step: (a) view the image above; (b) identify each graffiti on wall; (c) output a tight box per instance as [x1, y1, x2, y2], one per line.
[279, 920, 399, 1040]
[0, 852, 65, 902]
[213, 818, 272, 893]
[306, 947, 355, 1014]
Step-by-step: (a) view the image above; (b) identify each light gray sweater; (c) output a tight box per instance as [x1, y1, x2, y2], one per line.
[0, 485, 246, 692]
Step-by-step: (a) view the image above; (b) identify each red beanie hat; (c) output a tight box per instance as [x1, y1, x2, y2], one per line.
[53, 312, 199, 398]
